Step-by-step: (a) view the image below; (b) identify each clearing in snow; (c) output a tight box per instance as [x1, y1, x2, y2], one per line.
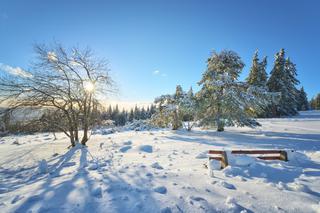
[0, 111, 319, 213]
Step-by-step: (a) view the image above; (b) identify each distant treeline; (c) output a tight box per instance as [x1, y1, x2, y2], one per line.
[101, 104, 157, 126]
[310, 93, 320, 110]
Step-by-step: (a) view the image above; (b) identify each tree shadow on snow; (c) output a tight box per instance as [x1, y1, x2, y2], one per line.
[13, 146, 99, 212]
[168, 129, 320, 151]
[13, 146, 164, 213]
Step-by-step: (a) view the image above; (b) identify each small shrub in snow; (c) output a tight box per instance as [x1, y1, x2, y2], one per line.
[124, 120, 155, 131]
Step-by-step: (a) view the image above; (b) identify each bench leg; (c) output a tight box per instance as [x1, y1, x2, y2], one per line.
[280, 151, 288, 161]
[221, 151, 229, 169]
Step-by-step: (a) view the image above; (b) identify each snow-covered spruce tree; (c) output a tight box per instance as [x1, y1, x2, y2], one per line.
[267, 49, 300, 116]
[197, 50, 270, 132]
[310, 93, 320, 110]
[297, 87, 309, 111]
[246, 50, 268, 87]
[152, 85, 195, 130]
[182, 87, 196, 131]
[246, 51, 277, 117]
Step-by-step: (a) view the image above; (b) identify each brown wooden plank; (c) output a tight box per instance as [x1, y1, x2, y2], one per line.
[257, 156, 282, 160]
[209, 156, 223, 161]
[232, 150, 282, 154]
[208, 150, 225, 154]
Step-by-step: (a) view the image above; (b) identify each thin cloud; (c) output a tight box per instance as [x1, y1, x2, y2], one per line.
[153, 70, 167, 77]
[161, 73, 167, 77]
[0, 63, 32, 78]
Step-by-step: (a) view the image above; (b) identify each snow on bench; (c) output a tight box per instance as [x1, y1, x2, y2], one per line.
[208, 149, 288, 169]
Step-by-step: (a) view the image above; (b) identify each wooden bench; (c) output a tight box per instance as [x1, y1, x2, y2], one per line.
[208, 150, 229, 169]
[208, 149, 288, 169]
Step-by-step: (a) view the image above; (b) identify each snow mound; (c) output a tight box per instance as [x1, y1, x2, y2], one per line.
[88, 163, 98, 170]
[196, 151, 208, 159]
[233, 155, 256, 167]
[139, 145, 153, 153]
[38, 159, 48, 174]
[208, 159, 221, 177]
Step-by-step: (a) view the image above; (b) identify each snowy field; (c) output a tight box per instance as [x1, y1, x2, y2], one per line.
[0, 111, 320, 213]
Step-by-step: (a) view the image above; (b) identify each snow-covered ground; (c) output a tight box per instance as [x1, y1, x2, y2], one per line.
[0, 111, 319, 213]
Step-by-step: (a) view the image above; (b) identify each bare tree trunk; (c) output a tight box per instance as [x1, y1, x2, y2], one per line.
[216, 88, 224, 132]
[217, 120, 224, 132]
[81, 127, 88, 145]
[172, 109, 180, 130]
[69, 130, 75, 147]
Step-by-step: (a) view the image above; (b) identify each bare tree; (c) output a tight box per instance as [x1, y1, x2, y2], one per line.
[0, 43, 114, 147]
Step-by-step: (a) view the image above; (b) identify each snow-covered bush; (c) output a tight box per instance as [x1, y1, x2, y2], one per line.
[123, 119, 155, 131]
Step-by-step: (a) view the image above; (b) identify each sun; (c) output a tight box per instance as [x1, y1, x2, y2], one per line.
[83, 81, 95, 93]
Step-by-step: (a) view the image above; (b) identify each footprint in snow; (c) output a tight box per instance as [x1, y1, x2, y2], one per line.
[139, 145, 153, 153]
[11, 195, 23, 204]
[119, 146, 132, 153]
[151, 162, 163, 169]
[212, 181, 236, 190]
[123, 141, 132, 145]
[154, 186, 167, 194]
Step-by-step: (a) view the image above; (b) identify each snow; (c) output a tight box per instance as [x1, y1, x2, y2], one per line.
[138, 145, 153, 153]
[0, 111, 320, 212]
[153, 186, 167, 194]
[37, 159, 48, 174]
[208, 159, 221, 177]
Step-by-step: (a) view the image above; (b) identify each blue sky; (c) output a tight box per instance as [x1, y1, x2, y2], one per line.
[0, 0, 319, 104]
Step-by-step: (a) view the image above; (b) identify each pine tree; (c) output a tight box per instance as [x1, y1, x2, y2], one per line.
[297, 87, 309, 111]
[246, 51, 272, 117]
[187, 86, 194, 97]
[152, 85, 195, 130]
[267, 49, 299, 116]
[128, 108, 134, 122]
[134, 105, 140, 120]
[310, 93, 320, 110]
[197, 50, 267, 131]
[247, 50, 268, 87]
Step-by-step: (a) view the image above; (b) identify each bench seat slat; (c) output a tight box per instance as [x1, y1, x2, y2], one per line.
[231, 150, 282, 154]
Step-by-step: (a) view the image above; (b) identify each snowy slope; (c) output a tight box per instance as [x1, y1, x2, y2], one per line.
[0, 111, 319, 213]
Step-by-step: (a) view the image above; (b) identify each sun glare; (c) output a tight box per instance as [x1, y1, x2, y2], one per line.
[83, 81, 95, 93]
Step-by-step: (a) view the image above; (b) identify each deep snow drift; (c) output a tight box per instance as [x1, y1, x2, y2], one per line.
[0, 111, 319, 213]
